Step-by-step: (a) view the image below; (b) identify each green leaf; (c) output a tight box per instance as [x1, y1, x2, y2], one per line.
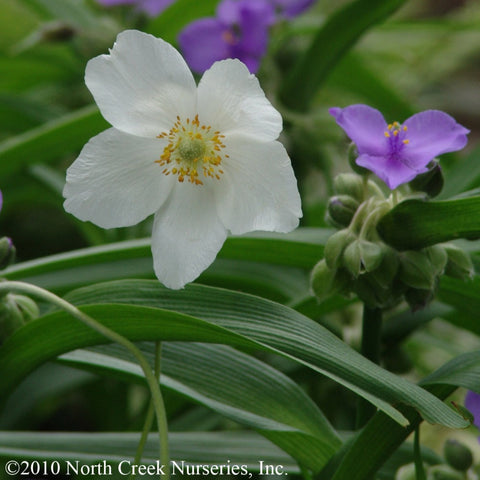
[0, 280, 468, 430]
[440, 146, 480, 199]
[0, 430, 298, 471]
[421, 350, 480, 393]
[59, 342, 341, 472]
[437, 275, 480, 335]
[145, 0, 218, 44]
[0, 105, 108, 178]
[324, 345, 480, 480]
[377, 197, 480, 250]
[279, 0, 407, 111]
[3, 228, 328, 293]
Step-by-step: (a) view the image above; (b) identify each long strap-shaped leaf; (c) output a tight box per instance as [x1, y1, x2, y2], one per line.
[377, 197, 480, 250]
[0, 280, 467, 430]
[59, 342, 340, 472]
[323, 349, 480, 480]
[3, 229, 330, 293]
[279, 0, 406, 111]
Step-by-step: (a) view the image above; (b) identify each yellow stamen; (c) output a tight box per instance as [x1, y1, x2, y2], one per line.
[156, 114, 226, 186]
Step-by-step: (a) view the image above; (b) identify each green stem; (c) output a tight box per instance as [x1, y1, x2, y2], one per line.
[131, 342, 163, 479]
[355, 305, 382, 429]
[414, 426, 426, 480]
[0, 281, 170, 479]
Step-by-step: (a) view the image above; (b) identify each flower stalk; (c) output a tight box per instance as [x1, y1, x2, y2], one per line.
[0, 281, 170, 479]
[355, 305, 382, 429]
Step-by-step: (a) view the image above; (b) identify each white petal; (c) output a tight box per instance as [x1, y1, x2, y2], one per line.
[197, 59, 282, 141]
[86, 30, 197, 137]
[214, 133, 302, 235]
[63, 128, 174, 229]
[151, 184, 227, 289]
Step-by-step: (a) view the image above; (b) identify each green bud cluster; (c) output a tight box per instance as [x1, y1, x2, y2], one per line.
[0, 292, 39, 343]
[313, 172, 474, 310]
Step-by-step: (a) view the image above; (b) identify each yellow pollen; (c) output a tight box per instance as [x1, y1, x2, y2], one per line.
[403, 139, 409, 144]
[156, 114, 226, 186]
[384, 132, 390, 138]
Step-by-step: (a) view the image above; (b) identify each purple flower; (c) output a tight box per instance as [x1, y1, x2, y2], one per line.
[178, 0, 274, 74]
[329, 104, 469, 190]
[271, 0, 316, 18]
[96, 0, 175, 16]
[465, 391, 480, 439]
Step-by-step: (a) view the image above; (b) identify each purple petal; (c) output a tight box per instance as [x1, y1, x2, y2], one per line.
[96, 0, 136, 5]
[465, 391, 480, 430]
[403, 110, 469, 167]
[272, 0, 316, 18]
[235, 3, 271, 57]
[218, 0, 275, 25]
[356, 153, 427, 190]
[329, 104, 389, 157]
[178, 18, 231, 73]
[139, 0, 175, 15]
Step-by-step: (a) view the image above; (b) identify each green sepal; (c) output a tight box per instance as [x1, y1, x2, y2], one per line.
[334, 172, 365, 202]
[343, 239, 384, 277]
[409, 161, 444, 198]
[443, 244, 474, 280]
[324, 229, 355, 269]
[398, 250, 438, 290]
[310, 260, 351, 302]
[369, 245, 399, 287]
[425, 245, 448, 276]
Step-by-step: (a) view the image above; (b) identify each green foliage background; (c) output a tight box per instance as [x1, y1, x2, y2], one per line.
[1, 0, 480, 478]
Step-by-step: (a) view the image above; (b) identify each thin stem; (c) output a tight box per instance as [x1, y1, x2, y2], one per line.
[131, 342, 163, 478]
[355, 305, 382, 429]
[414, 426, 427, 480]
[0, 281, 170, 479]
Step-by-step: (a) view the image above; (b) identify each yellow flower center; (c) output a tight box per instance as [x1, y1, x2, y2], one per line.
[156, 115, 227, 185]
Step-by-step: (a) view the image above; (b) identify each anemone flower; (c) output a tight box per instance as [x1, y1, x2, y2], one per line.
[63, 30, 302, 289]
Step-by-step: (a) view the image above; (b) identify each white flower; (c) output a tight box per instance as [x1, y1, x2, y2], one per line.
[63, 30, 302, 289]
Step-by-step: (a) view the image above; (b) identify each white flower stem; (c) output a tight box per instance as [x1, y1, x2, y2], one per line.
[0, 281, 170, 479]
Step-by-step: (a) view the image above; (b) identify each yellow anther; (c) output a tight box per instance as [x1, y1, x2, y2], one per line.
[403, 139, 409, 144]
[384, 131, 390, 138]
[156, 115, 226, 185]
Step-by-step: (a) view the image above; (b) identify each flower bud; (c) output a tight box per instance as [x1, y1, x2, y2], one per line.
[409, 161, 444, 198]
[343, 239, 384, 277]
[347, 143, 370, 176]
[399, 251, 438, 290]
[427, 465, 465, 480]
[443, 244, 474, 280]
[0, 293, 38, 343]
[426, 245, 448, 276]
[310, 260, 351, 301]
[333, 172, 365, 202]
[0, 237, 15, 270]
[324, 229, 356, 269]
[405, 287, 434, 312]
[370, 245, 399, 288]
[443, 439, 473, 472]
[326, 195, 359, 228]
[354, 273, 398, 308]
